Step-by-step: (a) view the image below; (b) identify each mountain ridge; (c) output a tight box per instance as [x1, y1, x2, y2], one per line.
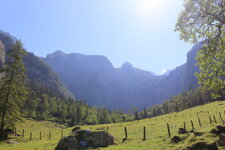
[43, 45, 201, 111]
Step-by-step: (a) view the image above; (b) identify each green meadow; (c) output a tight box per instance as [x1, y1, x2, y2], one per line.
[1, 101, 225, 150]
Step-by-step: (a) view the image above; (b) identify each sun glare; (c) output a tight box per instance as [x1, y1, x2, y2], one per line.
[136, 0, 165, 26]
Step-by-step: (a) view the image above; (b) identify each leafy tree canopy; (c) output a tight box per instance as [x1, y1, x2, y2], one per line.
[175, 0, 225, 98]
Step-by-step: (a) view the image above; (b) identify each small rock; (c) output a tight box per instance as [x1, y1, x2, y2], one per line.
[55, 135, 80, 150]
[216, 125, 225, 133]
[219, 133, 225, 146]
[71, 126, 81, 133]
[193, 132, 203, 136]
[178, 128, 187, 134]
[171, 136, 182, 143]
[7, 141, 18, 144]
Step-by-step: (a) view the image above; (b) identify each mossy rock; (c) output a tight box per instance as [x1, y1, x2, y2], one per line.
[171, 136, 182, 143]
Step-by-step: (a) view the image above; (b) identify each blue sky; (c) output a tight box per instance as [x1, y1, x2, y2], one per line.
[0, 0, 192, 75]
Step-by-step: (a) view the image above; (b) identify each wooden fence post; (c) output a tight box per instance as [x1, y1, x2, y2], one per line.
[167, 123, 171, 138]
[143, 126, 146, 141]
[209, 115, 212, 124]
[40, 131, 42, 140]
[122, 127, 127, 143]
[198, 117, 202, 127]
[191, 120, 194, 130]
[183, 122, 186, 131]
[213, 115, 217, 124]
[49, 131, 51, 140]
[61, 130, 63, 138]
[22, 129, 24, 138]
[14, 127, 17, 134]
[30, 132, 32, 140]
[219, 112, 223, 122]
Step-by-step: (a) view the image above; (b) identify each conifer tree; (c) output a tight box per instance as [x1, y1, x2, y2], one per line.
[0, 41, 28, 139]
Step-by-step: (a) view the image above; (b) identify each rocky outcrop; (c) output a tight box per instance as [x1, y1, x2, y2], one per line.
[0, 41, 5, 80]
[0, 40, 5, 68]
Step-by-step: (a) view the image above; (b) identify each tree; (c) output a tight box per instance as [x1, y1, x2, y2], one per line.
[133, 107, 140, 120]
[0, 41, 28, 139]
[175, 0, 225, 98]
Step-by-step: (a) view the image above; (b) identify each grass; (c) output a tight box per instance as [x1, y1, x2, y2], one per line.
[1, 101, 225, 150]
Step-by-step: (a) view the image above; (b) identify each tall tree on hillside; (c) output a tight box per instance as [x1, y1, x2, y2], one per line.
[0, 41, 28, 139]
[175, 0, 225, 98]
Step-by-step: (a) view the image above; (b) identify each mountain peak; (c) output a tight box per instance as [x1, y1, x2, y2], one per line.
[121, 62, 133, 69]
[47, 50, 66, 58]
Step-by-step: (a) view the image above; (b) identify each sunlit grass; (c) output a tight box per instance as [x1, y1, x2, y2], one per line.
[0, 101, 225, 150]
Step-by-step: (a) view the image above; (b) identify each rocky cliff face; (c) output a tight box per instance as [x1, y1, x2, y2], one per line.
[0, 41, 5, 68]
[0, 41, 5, 80]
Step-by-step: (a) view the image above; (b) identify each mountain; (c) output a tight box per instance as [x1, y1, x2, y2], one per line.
[0, 29, 201, 111]
[43, 44, 201, 111]
[0, 30, 74, 99]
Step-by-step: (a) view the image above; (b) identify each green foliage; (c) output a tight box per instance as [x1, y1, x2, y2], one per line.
[175, 0, 225, 98]
[142, 87, 220, 118]
[196, 40, 225, 99]
[23, 95, 132, 126]
[0, 41, 28, 137]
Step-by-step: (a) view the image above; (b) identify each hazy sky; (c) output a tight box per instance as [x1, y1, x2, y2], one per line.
[0, 0, 192, 75]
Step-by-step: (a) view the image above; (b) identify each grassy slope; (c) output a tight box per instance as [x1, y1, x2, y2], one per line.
[1, 101, 225, 150]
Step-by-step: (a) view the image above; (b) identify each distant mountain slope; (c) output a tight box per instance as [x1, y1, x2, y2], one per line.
[43, 44, 201, 111]
[0, 30, 74, 99]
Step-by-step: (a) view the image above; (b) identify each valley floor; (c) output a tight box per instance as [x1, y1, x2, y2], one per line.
[1, 101, 225, 150]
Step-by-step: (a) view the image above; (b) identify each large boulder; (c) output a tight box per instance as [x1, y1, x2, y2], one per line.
[55, 129, 114, 150]
[55, 135, 80, 150]
[74, 130, 114, 148]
